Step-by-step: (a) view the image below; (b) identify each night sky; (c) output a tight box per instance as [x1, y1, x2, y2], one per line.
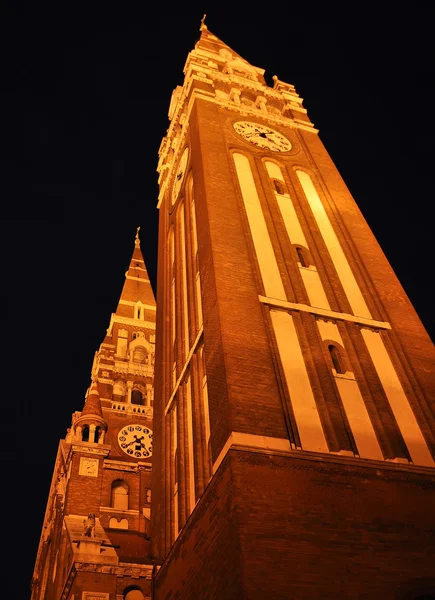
[1, 5, 434, 598]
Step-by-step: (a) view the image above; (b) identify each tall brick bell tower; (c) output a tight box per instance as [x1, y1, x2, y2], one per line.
[31, 229, 156, 600]
[150, 19, 435, 599]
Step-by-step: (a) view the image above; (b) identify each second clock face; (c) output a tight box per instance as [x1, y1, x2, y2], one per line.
[233, 121, 292, 152]
[118, 424, 153, 458]
[171, 147, 189, 204]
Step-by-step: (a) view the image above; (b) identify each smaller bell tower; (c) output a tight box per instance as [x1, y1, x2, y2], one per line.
[31, 229, 156, 600]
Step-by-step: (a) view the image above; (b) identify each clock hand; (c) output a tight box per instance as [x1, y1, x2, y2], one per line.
[125, 435, 142, 447]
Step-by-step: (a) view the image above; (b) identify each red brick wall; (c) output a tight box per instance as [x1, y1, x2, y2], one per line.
[155, 449, 435, 600]
[154, 456, 245, 599]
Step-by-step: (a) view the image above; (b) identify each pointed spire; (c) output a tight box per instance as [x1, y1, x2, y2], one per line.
[81, 380, 104, 419]
[114, 227, 156, 316]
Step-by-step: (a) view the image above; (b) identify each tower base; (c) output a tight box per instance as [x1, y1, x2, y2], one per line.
[154, 449, 435, 599]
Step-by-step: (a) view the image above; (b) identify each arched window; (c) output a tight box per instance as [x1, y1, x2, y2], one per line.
[294, 245, 311, 268]
[328, 344, 346, 374]
[131, 389, 143, 405]
[95, 426, 102, 443]
[111, 480, 129, 510]
[82, 425, 90, 442]
[113, 380, 126, 403]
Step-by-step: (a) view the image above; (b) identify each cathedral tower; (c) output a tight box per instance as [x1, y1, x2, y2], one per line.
[150, 21, 435, 599]
[31, 231, 156, 600]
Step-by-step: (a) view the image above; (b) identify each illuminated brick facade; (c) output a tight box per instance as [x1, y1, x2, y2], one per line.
[33, 21, 435, 600]
[150, 22, 435, 599]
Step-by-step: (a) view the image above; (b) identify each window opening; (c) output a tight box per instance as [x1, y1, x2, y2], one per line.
[328, 344, 345, 374]
[82, 426, 90, 442]
[273, 179, 285, 195]
[296, 246, 309, 268]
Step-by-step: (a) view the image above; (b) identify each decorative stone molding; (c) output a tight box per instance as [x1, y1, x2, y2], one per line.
[255, 95, 267, 112]
[110, 403, 152, 418]
[74, 562, 153, 577]
[71, 444, 111, 457]
[114, 360, 153, 378]
[104, 459, 141, 471]
[97, 378, 114, 385]
[229, 88, 241, 104]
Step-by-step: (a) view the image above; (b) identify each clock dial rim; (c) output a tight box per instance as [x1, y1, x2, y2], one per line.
[117, 423, 153, 458]
[233, 121, 292, 152]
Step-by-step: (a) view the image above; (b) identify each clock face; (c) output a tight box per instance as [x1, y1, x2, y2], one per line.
[171, 147, 189, 204]
[233, 121, 292, 152]
[80, 457, 99, 477]
[118, 424, 153, 459]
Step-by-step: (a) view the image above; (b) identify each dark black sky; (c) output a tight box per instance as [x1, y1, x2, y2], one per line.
[1, 4, 434, 598]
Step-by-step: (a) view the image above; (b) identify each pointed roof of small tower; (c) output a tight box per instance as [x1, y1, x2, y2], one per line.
[115, 226, 156, 314]
[81, 381, 104, 419]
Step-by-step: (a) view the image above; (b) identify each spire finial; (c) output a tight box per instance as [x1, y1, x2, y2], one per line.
[135, 226, 141, 248]
[200, 14, 207, 31]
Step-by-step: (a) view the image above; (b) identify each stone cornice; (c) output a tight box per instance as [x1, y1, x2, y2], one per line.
[104, 458, 151, 472]
[70, 444, 111, 457]
[75, 561, 153, 576]
[258, 295, 392, 330]
[108, 314, 156, 331]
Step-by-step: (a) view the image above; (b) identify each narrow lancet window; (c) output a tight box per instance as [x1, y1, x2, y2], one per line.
[328, 344, 345, 374]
